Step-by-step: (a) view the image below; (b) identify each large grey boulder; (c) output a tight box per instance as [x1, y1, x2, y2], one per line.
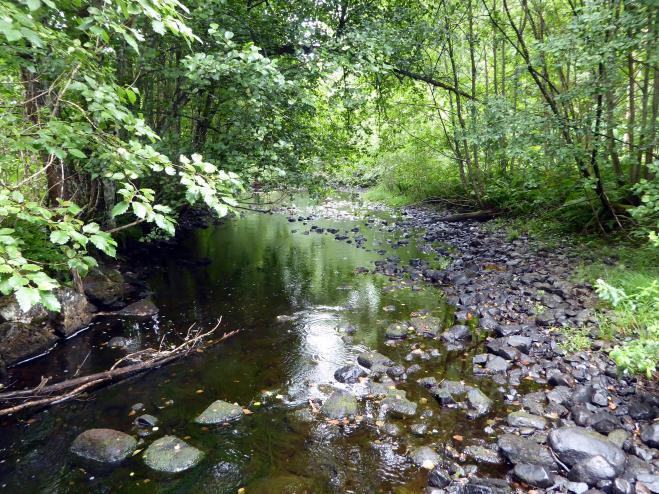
[498, 434, 557, 468]
[143, 436, 204, 473]
[53, 287, 95, 337]
[567, 455, 617, 486]
[320, 390, 358, 419]
[195, 400, 243, 424]
[513, 463, 554, 488]
[0, 321, 58, 365]
[441, 325, 472, 348]
[70, 428, 137, 464]
[548, 427, 626, 475]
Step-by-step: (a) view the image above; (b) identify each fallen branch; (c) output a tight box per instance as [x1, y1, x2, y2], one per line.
[436, 209, 499, 222]
[0, 320, 240, 416]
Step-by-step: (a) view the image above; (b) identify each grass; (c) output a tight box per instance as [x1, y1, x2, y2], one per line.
[488, 215, 658, 377]
[557, 326, 592, 353]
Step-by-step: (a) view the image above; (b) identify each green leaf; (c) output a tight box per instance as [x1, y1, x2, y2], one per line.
[15, 286, 41, 312]
[132, 202, 147, 219]
[50, 230, 70, 244]
[26, 0, 42, 11]
[111, 202, 130, 217]
[40, 291, 61, 312]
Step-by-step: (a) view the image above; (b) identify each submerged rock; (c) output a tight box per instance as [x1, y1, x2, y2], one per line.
[116, 298, 158, 317]
[321, 390, 358, 419]
[195, 400, 243, 424]
[70, 428, 137, 464]
[143, 436, 204, 473]
[384, 322, 408, 339]
[409, 316, 443, 337]
[410, 446, 441, 468]
[381, 396, 417, 418]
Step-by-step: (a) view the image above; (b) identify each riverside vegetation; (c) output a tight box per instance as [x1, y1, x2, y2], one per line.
[0, 0, 657, 493]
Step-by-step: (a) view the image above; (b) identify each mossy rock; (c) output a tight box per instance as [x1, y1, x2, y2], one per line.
[195, 400, 243, 424]
[143, 436, 204, 473]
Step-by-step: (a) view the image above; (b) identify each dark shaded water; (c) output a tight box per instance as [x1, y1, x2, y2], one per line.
[0, 194, 504, 493]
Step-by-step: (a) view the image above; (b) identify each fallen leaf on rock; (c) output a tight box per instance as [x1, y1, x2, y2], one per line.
[453, 435, 463, 442]
[132, 449, 143, 456]
[242, 409, 253, 415]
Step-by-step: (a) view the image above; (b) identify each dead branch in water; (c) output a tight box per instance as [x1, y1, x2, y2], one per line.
[436, 209, 499, 222]
[0, 319, 241, 416]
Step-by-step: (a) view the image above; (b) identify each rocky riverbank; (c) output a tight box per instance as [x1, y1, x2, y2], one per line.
[1, 196, 656, 493]
[280, 200, 658, 493]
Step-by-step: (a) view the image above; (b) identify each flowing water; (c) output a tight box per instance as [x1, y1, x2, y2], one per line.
[0, 193, 505, 493]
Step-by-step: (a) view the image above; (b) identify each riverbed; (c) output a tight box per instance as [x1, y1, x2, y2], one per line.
[0, 193, 655, 494]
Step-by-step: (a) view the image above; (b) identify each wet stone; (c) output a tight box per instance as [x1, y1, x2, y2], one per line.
[381, 396, 417, 418]
[513, 463, 554, 488]
[321, 390, 358, 419]
[334, 364, 366, 384]
[410, 446, 441, 468]
[441, 325, 472, 347]
[134, 414, 158, 428]
[507, 411, 547, 430]
[497, 433, 556, 468]
[640, 423, 659, 449]
[466, 387, 493, 418]
[357, 350, 392, 368]
[143, 436, 204, 473]
[464, 445, 502, 464]
[568, 455, 617, 486]
[385, 322, 408, 339]
[409, 316, 443, 337]
[548, 427, 626, 475]
[428, 466, 451, 488]
[70, 428, 137, 464]
[195, 400, 243, 424]
[431, 387, 456, 406]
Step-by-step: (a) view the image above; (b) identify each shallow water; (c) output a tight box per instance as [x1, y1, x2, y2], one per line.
[0, 193, 505, 493]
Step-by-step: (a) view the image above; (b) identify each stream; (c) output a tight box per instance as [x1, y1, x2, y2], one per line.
[0, 193, 514, 493]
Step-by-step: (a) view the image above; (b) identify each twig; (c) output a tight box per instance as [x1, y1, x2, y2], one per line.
[0, 320, 240, 416]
